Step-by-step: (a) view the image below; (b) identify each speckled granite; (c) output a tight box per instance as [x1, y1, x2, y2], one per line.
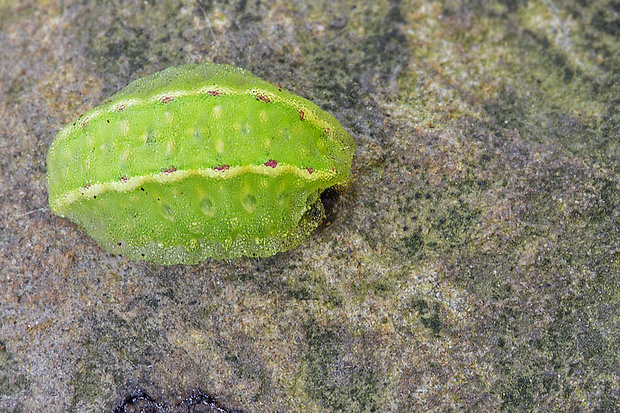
[1, 0, 619, 411]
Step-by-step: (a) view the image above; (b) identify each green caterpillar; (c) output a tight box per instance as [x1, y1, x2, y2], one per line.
[46, 63, 355, 264]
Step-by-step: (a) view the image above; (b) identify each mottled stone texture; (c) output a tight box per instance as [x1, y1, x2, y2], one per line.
[1, 0, 619, 411]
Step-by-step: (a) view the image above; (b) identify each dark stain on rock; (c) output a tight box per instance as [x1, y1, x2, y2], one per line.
[112, 388, 243, 413]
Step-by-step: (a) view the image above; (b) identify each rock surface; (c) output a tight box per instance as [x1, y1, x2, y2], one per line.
[1, 0, 619, 411]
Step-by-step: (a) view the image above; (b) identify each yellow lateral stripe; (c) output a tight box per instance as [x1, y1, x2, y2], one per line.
[52, 85, 335, 145]
[50, 162, 335, 213]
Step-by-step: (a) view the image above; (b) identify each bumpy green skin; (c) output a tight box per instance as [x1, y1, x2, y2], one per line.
[46, 63, 355, 264]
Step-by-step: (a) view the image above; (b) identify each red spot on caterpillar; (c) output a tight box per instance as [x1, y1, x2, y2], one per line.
[164, 166, 177, 173]
[299, 110, 306, 121]
[84, 184, 91, 190]
[81, 120, 89, 128]
[117, 104, 126, 112]
[323, 127, 331, 137]
[214, 164, 230, 172]
[161, 96, 174, 104]
[264, 159, 277, 168]
[206, 90, 221, 96]
[255, 93, 270, 103]
[120, 176, 129, 182]
[306, 167, 313, 174]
